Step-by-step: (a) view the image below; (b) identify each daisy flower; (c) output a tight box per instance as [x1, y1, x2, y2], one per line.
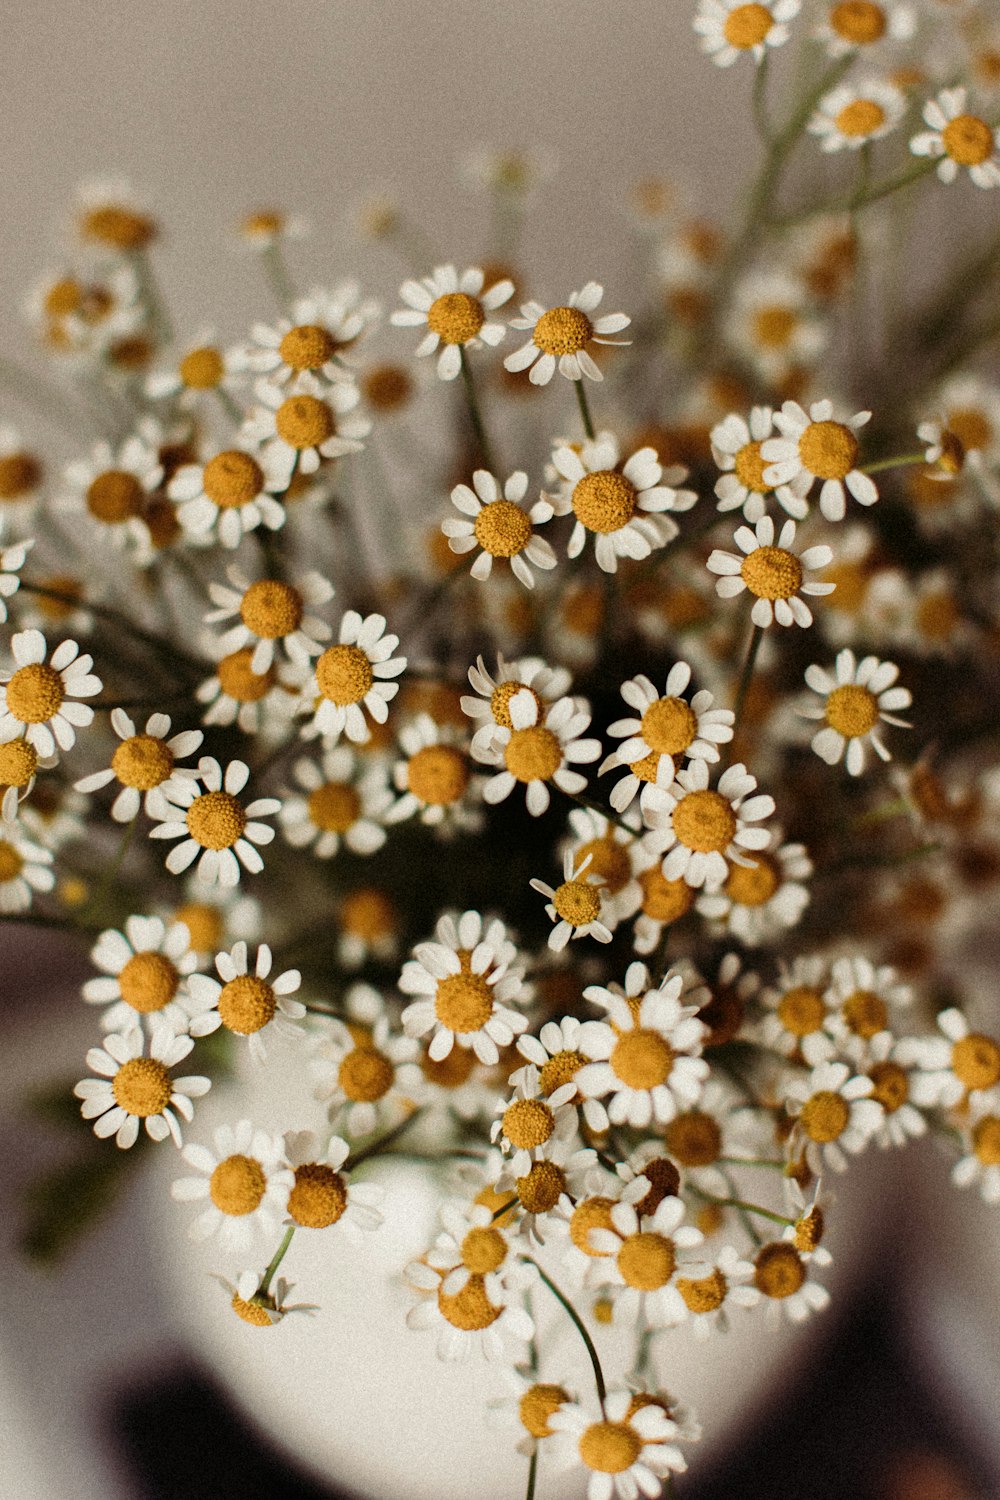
[311, 986, 420, 1137]
[303, 610, 406, 745]
[168, 447, 287, 550]
[0, 821, 54, 913]
[910, 87, 1000, 188]
[937, 373, 1000, 474]
[0, 527, 31, 623]
[283, 1130, 384, 1235]
[504, 282, 630, 385]
[815, 1, 915, 57]
[761, 399, 876, 520]
[706, 515, 834, 627]
[278, 747, 392, 858]
[674, 1244, 761, 1337]
[643, 759, 776, 892]
[786, 1059, 883, 1172]
[587, 1194, 705, 1328]
[461, 652, 572, 759]
[752, 1240, 831, 1323]
[696, 830, 812, 945]
[171, 1121, 293, 1251]
[82, 915, 198, 1035]
[195, 647, 294, 736]
[728, 273, 826, 385]
[390, 264, 513, 380]
[244, 371, 371, 480]
[758, 955, 837, 1065]
[59, 433, 162, 560]
[442, 469, 556, 587]
[605, 662, 734, 809]
[216, 1268, 316, 1327]
[862, 1032, 927, 1148]
[75, 176, 157, 250]
[902, 1007, 1000, 1108]
[800, 648, 912, 775]
[575, 970, 709, 1129]
[531, 849, 615, 951]
[387, 714, 482, 832]
[694, 0, 801, 67]
[490, 1066, 579, 1178]
[399, 909, 531, 1066]
[0, 629, 101, 759]
[631, 855, 698, 955]
[711, 407, 787, 521]
[548, 1386, 688, 1499]
[827, 954, 912, 1051]
[0, 736, 51, 821]
[146, 332, 244, 405]
[545, 434, 694, 574]
[808, 78, 907, 152]
[476, 688, 601, 817]
[657, 1078, 752, 1197]
[204, 564, 334, 674]
[336, 884, 400, 970]
[243, 283, 381, 383]
[487, 1367, 574, 1457]
[238, 207, 309, 249]
[184, 941, 305, 1063]
[149, 756, 280, 886]
[560, 805, 644, 925]
[0, 426, 43, 527]
[782, 1179, 834, 1267]
[515, 1016, 610, 1135]
[74, 1028, 210, 1148]
[74, 709, 203, 822]
[952, 1100, 1000, 1204]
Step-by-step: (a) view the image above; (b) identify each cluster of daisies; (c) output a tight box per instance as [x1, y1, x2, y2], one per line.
[3, 15, 1000, 1491]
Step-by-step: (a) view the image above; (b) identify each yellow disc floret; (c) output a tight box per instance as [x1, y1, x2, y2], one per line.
[86, 470, 145, 524]
[275, 394, 334, 450]
[517, 1160, 566, 1213]
[239, 579, 304, 639]
[117, 951, 180, 1014]
[203, 451, 264, 509]
[217, 975, 277, 1035]
[437, 1273, 502, 1330]
[112, 734, 174, 790]
[533, 306, 592, 356]
[724, 853, 780, 906]
[6, 663, 64, 725]
[288, 1163, 348, 1227]
[618, 1231, 676, 1290]
[279, 324, 337, 370]
[186, 790, 247, 850]
[800, 1089, 850, 1142]
[723, 2, 773, 48]
[798, 420, 859, 480]
[460, 1225, 508, 1274]
[572, 471, 637, 534]
[579, 1421, 642, 1475]
[112, 1056, 172, 1117]
[209, 1154, 267, 1215]
[434, 970, 494, 1033]
[835, 100, 886, 138]
[0, 840, 24, 881]
[777, 986, 826, 1037]
[672, 788, 737, 854]
[641, 696, 698, 756]
[942, 114, 994, 168]
[951, 1033, 1000, 1092]
[0, 738, 38, 788]
[519, 1383, 569, 1439]
[473, 500, 533, 557]
[733, 441, 770, 493]
[741, 546, 803, 600]
[505, 724, 562, 783]
[677, 1267, 727, 1313]
[611, 1029, 675, 1090]
[407, 744, 469, 805]
[179, 346, 225, 389]
[426, 293, 485, 345]
[502, 1097, 555, 1150]
[830, 1, 886, 43]
[316, 644, 374, 706]
[338, 1045, 394, 1102]
[552, 878, 601, 928]
[308, 781, 361, 833]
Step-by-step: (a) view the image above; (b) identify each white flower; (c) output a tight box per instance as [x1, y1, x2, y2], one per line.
[901, 1007, 1000, 1109]
[605, 661, 734, 810]
[530, 849, 615, 951]
[460, 652, 572, 759]
[215, 1268, 316, 1326]
[814, 0, 914, 57]
[696, 830, 811, 945]
[952, 1099, 1000, 1203]
[195, 648, 297, 736]
[0, 526, 31, 623]
[243, 284, 380, 383]
[169, 445, 288, 550]
[59, 432, 162, 561]
[862, 1032, 927, 1148]
[391, 264, 513, 380]
[728, 276, 826, 385]
[504, 282, 630, 385]
[515, 1015, 610, 1136]
[74, 1028, 210, 1148]
[752, 1240, 831, 1323]
[171, 1121, 293, 1251]
[800, 648, 911, 775]
[387, 714, 482, 832]
[587, 1194, 705, 1328]
[758, 955, 837, 1065]
[283, 1130, 384, 1236]
[311, 986, 420, 1137]
[694, 0, 800, 67]
[808, 78, 906, 152]
[711, 407, 786, 521]
[477, 688, 601, 817]
[643, 758, 776, 892]
[74, 709, 203, 822]
[0, 426, 43, 527]
[560, 805, 645, 925]
[911, 87, 1000, 188]
[0, 629, 101, 759]
[303, 610, 406, 745]
[486, 1366, 574, 1457]
[204, 564, 334, 674]
[545, 433, 694, 574]
[184, 941, 305, 1063]
[785, 1059, 883, 1172]
[442, 469, 556, 587]
[761, 399, 877, 520]
[243, 371, 371, 480]
[278, 746, 392, 857]
[706, 514, 834, 626]
[82, 915, 198, 1035]
[237, 208, 310, 249]
[146, 332, 244, 404]
[149, 756, 280, 886]
[0, 820, 54, 913]
[548, 1386, 688, 1499]
[671, 1243, 761, 1337]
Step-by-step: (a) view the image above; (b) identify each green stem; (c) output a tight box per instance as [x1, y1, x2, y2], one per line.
[87, 814, 138, 916]
[730, 621, 764, 744]
[259, 1225, 295, 1296]
[692, 1190, 793, 1227]
[532, 1263, 606, 1406]
[574, 379, 596, 441]
[261, 241, 295, 312]
[860, 451, 925, 475]
[770, 150, 940, 230]
[458, 347, 496, 471]
[718, 1156, 786, 1169]
[525, 1448, 538, 1500]
[345, 1107, 426, 1172]
[215, 385, 244, 429]
[131, 250, 173, 346]
[751, 53, 772, 145]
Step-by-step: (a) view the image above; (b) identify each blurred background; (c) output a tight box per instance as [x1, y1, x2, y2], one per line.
[1, 2, 998, 1497]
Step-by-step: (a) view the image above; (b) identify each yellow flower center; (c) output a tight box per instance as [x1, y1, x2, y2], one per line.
[552, 878, 602, 927]
[778, 985, 826, 1037]
[752, 305, 798, 349]
[186, 789, 247, 850]
[338, 1044, 394, 1102]
[421, 1040, 477, 1088]
[0, 738, 38, 788]
[951, 1033, 1000, 1092]
[611, 1029, 674, 1090]
[972, 1116, 1000, 1166]
[179, 346, 225, 390]
[798, 420, 859, 480]
[576, 836, 631, 896]
[112, 734, 174, 790]
[572, 471, 637, 534]
[218, 975, 276, 1035]
[315, 643, 374, 706]
[490, 681, 540, 728]
[539, 1049, 586, 1095]
[437, 1274, 502, 1331]
[517, 1160, 566, 1213]
[677, 1267, 728, 1313]
[275, 394, 335, 450]
[407, 744, 469, 806]
[579, 1422, 643, 1475]
[915, 590, 959, 642]
[841, 988, 887, 1038]
[307, 780, 361, 833]
[641, 695, 698, 756]
[0, 840, 24, 881]
[239, 579, 304, 640]
[741, 545, 804, 600]
[800, 1089, 850, 1142]
[824, 683, 879, 738]
[288, 1163, 348, 1227]
[672, 788, 737, 854]
[505, 724, 562, 782]
[533, 305, 592, 356]
[6, 663, 64, 724]
[570, 1196, 618, 1256]
[426, 292, 485, 345]
[341, 885, 396, 940]
[733, 440, 770, 492]
[665, 1109, 722, 1166]
[242, 210, 285, 238]
[80, 204, 156, 250]
[618, 1231, 676, 1291]
[361, 363, 413, 412]
[942, 114, 994, 167]
[947, 407, 992, 454]
[460, 1225, 508, 1275]
[209, 1154, 267, 1215]
[434, 970, 494, 1033]
[111, 1056, 172, 1117]
[835, 99, 886, 137]
[278, 324, 337, 371]
[519, 1383, 569, 1439]
[502, 1097, 555, 1150]
[174, 901, 222, 954]
[109, 335, 155, 372]
[754, 1242, 805, 1298]
[869, 1060, 908, 1113]
[823, 559, 868, 613]
[830, 1, 886, 42]
[231, 1294, 275, 1327]
[86, 469, 144, 524]
[473, 499, 533, 558]
[724, 852, 780, 906]
[0, 452, 41, 498]
[592, 1296, 615, 1324]
[793, 1207, 825, 1252]
[723, 2, 773, 48]
[202, 451, 265, 509]
[117, 951, 179, 1013]
[217, 648, 275, 703]
[639, 866, 696, 923]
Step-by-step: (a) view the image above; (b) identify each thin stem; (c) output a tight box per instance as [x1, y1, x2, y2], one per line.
[731, 621, 764, 743]
[215, 385, 244, 429]
[345, 1107, 426, 1172]
[718, 1155, 786, 1169]
[525, 1447, 538, 1500]
[574, 379, 596, 441]
[532, 1262, 606, 1406]
[261, 241, 295, 312]
[131, 251, 174, 346]
[17, 579, 204, 674]
[751, 53, 772, 145]
[458, 347, 496, 471]
[861, 451, 925, 475]
[259, 1226, 295, 1295]
[692, 1190, 793, 1227]
[770, 149, 940, 230]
